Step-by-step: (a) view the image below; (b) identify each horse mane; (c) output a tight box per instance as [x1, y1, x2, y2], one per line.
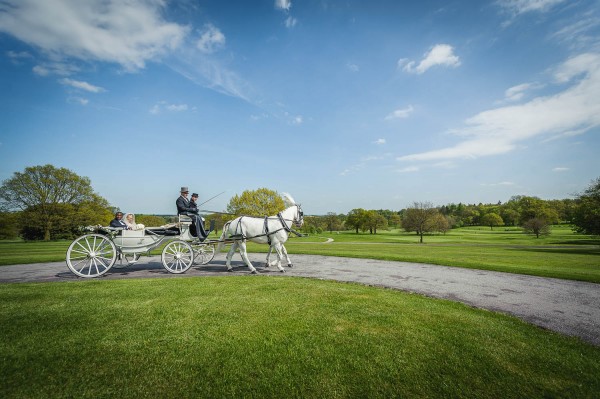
[281, 192, 296, 207]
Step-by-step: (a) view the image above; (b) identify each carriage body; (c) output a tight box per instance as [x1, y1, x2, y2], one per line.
[65, 217, 214, 278]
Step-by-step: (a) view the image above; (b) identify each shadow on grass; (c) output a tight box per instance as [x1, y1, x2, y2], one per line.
[513, 247, 600, 256]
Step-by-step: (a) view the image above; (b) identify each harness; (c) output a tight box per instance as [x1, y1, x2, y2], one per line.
[229, 209, 303, 244]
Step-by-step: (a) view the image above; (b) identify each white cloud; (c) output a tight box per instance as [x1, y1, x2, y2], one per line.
[166, 104, 188, 112]
[504, 83, 534, 101]
[196, 24, 226, 54]
[59, 78, 105, 93]
[285, 16, 297, 28]
[275, 0, 296, 28]
[0, 0, 188, 71]
[402, 44, 460, 74]
[150, 101, 190, 114]
[498, 0, 565, 15]
[398, 53, 600, 162]
[275, 0, 292, 11]
[374, 139, 386, 145]
[397, 166, 419, 173]
[553, 167, 569, 172]
[385, 105, 414, 120]
[347, 63, 359, 72]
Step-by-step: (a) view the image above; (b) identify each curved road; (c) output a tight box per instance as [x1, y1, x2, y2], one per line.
[1, 254, 598, 346]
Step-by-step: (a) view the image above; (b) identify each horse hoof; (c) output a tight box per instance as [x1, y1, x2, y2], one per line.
[280, 269, 286, 273]
[264, 263, 269, 268]
[287, 264, 293, 268]
[227, 268, 233, 272]
[250, 270, 258, 274]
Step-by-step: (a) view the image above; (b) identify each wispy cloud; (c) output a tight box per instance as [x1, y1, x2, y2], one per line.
[0, 0, 188, 72]
[497, 0, 566, 16]
[385, 105, 414, 120]
[374, 138, 386, 145]
[150, 101, 191, 114]
[504, 83, 537, 102]
[397, 53, 600, 162]
[396, 166, 419, 173]
[400, 44, 460, 74]
[275, 0, 297, 28]
[196, 24, 226, 54]
[59, 78, 105, 93]
[347, 63, 359, 72]
[553, 167, 569, 172]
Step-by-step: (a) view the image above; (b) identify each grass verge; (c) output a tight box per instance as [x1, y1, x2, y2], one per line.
[1, 277, 599, 398]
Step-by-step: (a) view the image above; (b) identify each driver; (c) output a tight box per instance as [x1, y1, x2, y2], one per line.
[176, 187, 210, 240]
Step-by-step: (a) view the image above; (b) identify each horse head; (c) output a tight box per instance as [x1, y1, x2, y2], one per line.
[293, 204, 304, 227]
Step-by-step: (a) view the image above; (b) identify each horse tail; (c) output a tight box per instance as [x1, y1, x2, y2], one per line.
[217, 221, 231, 253]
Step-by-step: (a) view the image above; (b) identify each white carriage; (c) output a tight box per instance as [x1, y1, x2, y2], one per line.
[65, 215, 215, 278]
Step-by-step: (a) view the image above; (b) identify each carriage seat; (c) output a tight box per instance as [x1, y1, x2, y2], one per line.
[121, 229, 145, 238]
[178, 214, 193, 224]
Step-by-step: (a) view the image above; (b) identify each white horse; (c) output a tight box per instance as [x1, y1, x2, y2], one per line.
[217, 193, 304, 273]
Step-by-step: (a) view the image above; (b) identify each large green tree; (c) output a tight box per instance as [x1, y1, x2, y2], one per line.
[481, 213, 504, 230]
[226, 188, 285, 217]
[0, 165, 111, 240]
[345, 208, 368, 233]
[571, 177, 600, 236]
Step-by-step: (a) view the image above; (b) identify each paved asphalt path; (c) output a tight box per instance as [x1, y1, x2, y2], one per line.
[1, 254, 598, 346]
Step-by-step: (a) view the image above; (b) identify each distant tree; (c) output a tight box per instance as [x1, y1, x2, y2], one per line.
[571, 177, 600, 236]
[346, 208, 368, 233]
[402, 202, 438, 243]
[364, 210, 388, 234]
[0, 165, 112, 240]
[324, 212, 343, 233]
[389, 214, 401, 228]
[428, 213, 450, 234]
[522, 218, 551, 238]
[500, 208, 520, 226]
[226, 188, 284, 217]
[0, 211, 20, 239]
[481, 213, 504, 230]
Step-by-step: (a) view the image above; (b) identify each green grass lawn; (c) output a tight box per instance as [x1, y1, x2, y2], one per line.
[1, 277, 599, 398]
[1, 225, 599, 282]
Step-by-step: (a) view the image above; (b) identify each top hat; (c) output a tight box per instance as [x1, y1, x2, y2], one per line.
[180, 186, 189, 193]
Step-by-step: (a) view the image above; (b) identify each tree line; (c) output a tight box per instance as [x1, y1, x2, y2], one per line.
[1, 165, 598, 241]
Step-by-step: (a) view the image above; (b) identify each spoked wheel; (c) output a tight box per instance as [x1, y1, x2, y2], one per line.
[161, 240, 194, 274]
[192, 243, 215, 265]
[66, 234, 117, 278]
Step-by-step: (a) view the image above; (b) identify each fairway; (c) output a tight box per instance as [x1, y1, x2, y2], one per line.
[1, 277, 599, 398]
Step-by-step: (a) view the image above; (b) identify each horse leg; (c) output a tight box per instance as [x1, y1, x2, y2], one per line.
[272, 242, 285, 272]
[238, 241, 257, 274]
[225, 241, 237, 272]
[281, 244, 293, 268]
[265, 245, 273, 268]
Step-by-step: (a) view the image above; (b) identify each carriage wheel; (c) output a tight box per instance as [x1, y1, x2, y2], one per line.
[66, 234, 117, 278]
[161, 240, 194, 274]
[192, 243, 216, 265]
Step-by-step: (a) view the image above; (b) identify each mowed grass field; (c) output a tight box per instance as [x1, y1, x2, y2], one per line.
[1, 277, 599, 398]
[1, 226, 599, 397]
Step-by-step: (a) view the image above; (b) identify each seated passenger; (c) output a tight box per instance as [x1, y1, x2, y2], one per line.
[124, 213, 145, 231]
[109, 212, 129, 229]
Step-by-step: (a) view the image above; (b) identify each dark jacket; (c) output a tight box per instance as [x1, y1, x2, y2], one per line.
[176, 195, 197, 215]
[110, 218, 128, 228]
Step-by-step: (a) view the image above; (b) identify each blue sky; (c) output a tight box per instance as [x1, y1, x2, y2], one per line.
[1, 0, 599, 215]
